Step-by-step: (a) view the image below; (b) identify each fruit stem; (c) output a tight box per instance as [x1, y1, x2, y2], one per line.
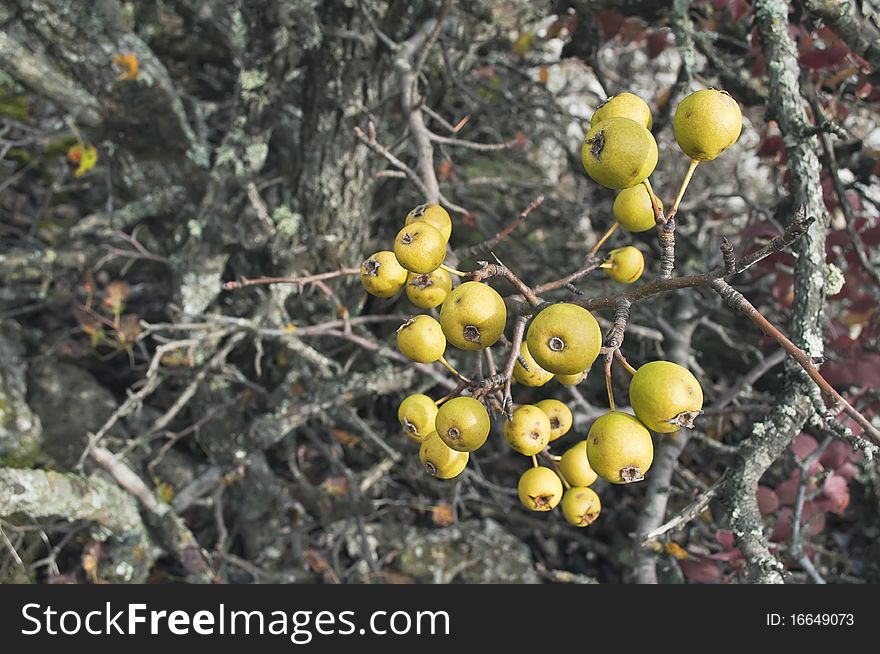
[531, 454, 539, 468]
[667, 158, 699, 221]
[614, 350, 638, 376]
[642, 178, 664, 222]
[440, 263, 468, 277]
[438, 356, 471, 383]
[589, 221, 619, 257]
[598, 262, 614, 270]
[604, 360, 616, 412]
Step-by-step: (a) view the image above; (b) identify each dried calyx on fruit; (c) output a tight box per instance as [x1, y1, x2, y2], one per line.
[405, 203, 452, 242]
[393, 222, 447, 274]
[360, 251, 408, 298]
[535, 398, 572, 442]
[526, 303, 602, 375]
[518, 466, 564, 511]
[439, 281, 507, 350]
[561, 487, 602, 527]
[396, 315, 446, 364]
[582, 116, 658, 190]
[586, 411, 654, 484]
[406, 268, 452, 309]
[398, 393, 438, 443]
[628, 360, 704, 433]
[435, 396, 491, 452]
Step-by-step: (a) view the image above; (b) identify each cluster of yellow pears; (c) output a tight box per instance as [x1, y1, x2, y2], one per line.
[358, 87, 740, 527]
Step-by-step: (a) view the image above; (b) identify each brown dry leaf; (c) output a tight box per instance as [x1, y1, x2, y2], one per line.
[432, 502, 455, 527]
[322, 475, 349, 497]
[82, 540, 103, 583]
[378, 571, 415, 584]
[289, 382, 306, 397]
[655, 86, 671, 112]
[160, 350, 193, 367]
[331, 428, 360, 447]
[438, 158, 455, 181]
[538, 64, 549, 85]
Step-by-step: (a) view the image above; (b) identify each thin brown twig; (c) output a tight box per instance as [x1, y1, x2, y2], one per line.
[353, 124, 433, 199]
[710, 278, 880, 445]
[470, 260, 541, 309]
[501, 316, 527, 418]
[224, 268, 360, 290]
[458, 195, 544, 258]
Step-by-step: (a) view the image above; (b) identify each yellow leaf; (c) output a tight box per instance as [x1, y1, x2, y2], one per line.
[67, 144, 98, 177]
[663, 542, 689, 560]
[114, 53, 139, 81]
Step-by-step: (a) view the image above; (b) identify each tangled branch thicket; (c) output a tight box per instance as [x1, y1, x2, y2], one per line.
[1, 0, 879, 584]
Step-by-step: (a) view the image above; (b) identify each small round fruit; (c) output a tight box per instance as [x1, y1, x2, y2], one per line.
[405, 268, 452, 309]
[518, 466, 564, 511]
[604, 246, 645, 284]
[439, 281, 507, 350]
[673, 89, 742, 161]
[504, 405, 552, 456]
[512, 341, 554, 387]
[435, 396, 491, 452]
[360, 251, 407, 298]
[586, 411, 653, 484]
[526, 303, 602, 375]
[396, 315, 446, 364]
[613, 184, 662, 233]
[562, 487, 602, 527]
[629, 360, 704, 433]
[419, 432, 469, 479]
[393, 222, 447, 274]
[591, 92, 652, 130]
[558, 441, 598, 487]
[535, 399, 572, 442]
[556, 370, 587, 386]
[582, 117, 658, 190]
[398, 393, 438, 443]
[405, 203, 452, 242]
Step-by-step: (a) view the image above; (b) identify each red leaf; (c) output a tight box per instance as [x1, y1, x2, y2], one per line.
[775, 475, 800, 506]
[800, 43, 850, 69]
[822, 353, 880, 388]
[808, 511, 826, 537]
[757, 486, 780, 515]
[770, 508, 792, 542]
[713, 0, 751, 21]
[679, 556, 723, 583]
[707, 548, 743, 562]
[819, 440, 853, 470]
[646, 29, 669, 59]
[716, 529, 735, 550]
[820, 475, 850, 514]
[756, 134, 784, 158]
[595, 10, 626, 41]
[790, 433, 818, 460]
[836, 461, 856, 482]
